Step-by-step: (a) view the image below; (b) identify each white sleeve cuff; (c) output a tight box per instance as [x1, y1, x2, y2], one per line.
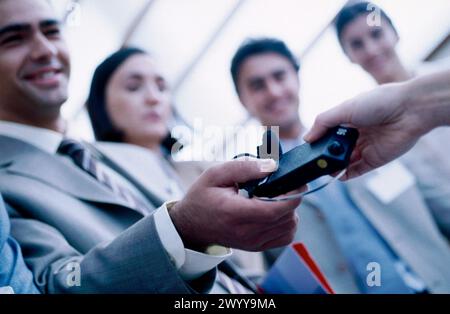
[0, 286, 15, 294]
[153, 202, 232, 281]
[181, 246, 232, 281]
[153, 202, 186, 269]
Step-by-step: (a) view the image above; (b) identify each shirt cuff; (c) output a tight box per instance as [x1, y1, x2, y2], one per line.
[0, 286, 15, 294]
[153, 201, 232, 281]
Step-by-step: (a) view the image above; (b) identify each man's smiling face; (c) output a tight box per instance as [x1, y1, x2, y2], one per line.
[237, 52, 300, 130]
[0, 0, 70, 121]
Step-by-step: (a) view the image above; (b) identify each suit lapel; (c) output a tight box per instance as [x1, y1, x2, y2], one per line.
[86, 142, 165, 207]
[0, 135, 143, 213]
[345, 177, 402, 239]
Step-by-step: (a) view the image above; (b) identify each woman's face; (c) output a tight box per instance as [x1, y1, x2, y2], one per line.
[105, 54, 172, 146]
[340, 14, 400, 82]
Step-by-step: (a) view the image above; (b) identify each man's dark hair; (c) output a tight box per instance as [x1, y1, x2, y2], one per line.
[335, 2, 397, 45]
[230, 38, 300, 94]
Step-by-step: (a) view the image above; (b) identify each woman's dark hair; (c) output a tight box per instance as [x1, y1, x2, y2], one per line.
[86, 47, 182, 153]
[87, 47, 145, 142]
[230, 38, 300, 94]
[335, 2, 397, 45]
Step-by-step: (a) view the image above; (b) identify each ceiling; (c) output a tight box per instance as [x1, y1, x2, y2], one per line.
[51, 0, 450, 157]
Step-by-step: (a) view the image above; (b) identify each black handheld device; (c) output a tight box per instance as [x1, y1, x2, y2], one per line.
[239, 126, 359, 198]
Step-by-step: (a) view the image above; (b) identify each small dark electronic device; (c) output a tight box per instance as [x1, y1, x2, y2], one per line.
[239, 126, 359, 198]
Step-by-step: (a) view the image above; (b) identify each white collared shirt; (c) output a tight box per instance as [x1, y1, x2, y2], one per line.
[0, 120, 230, 281]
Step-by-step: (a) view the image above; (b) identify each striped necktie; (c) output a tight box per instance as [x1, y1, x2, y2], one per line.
[57, 139, 151, 215]
[58, 139, 255, 294]
[216, 271, 254, 294]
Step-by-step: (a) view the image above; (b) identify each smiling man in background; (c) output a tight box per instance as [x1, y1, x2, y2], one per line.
[230, 37, 450, 293]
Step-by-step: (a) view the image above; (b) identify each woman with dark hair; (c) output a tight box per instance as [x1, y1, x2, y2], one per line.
[335, 1, 411, 85]
[87, 48, 178, 152]
[86, 47, 199, 201]
[335, 1, 449, 84]
[86, 48, 268, 286]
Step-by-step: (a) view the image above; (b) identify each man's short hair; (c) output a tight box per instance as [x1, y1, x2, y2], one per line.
[230, 38, 300, 94]
[335, 2, 397, 45]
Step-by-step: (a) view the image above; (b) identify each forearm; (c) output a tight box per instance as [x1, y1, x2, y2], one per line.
[1, 237, 40, 294]
[405, 69, 450, 134]
[9, 213, 208, 293]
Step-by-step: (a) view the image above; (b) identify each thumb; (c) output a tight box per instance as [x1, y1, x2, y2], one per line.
[304, 101, 354, 143]
[207, 159, 278, 187]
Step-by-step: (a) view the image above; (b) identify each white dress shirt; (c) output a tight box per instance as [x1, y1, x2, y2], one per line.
[0, 121, 230, 281]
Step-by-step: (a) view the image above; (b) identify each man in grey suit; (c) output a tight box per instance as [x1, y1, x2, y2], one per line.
[231, 38, 450, 293]
[0, 0, 301, 293]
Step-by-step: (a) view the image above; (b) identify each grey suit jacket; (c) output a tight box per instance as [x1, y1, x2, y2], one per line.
[95, 143, 264, 287]
[97, 143, 290, 283]
[94, 142, 211, 201]
[0, 135, 215, 294]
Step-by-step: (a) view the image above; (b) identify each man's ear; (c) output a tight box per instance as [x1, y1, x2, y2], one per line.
[348, 54, 358, 65]
[236, 86, 247, 108]
[394, 31, 400, 45]
[339, 40, 357, 64]
[238, 93, 246, 108]
[342, 46, 358, 64]
[237, 93, 255, 119]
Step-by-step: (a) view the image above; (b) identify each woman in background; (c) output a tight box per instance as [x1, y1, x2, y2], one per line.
[86, 48, 268, 287]
[335, 1, 413, 85]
